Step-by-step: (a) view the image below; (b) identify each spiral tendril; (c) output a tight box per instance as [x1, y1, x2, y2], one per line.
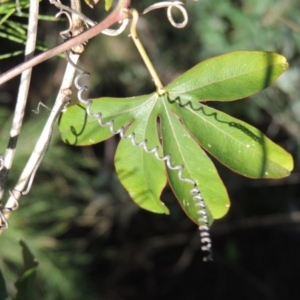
[73, 68, 212, 261]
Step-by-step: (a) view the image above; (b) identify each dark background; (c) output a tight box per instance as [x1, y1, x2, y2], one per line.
[0, 0, 300, 299]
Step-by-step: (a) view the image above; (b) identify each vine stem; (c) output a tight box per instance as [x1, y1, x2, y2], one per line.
[129, 8, 165, 94]
[0, 0, 39, 199]
[0, 0, 131, 86]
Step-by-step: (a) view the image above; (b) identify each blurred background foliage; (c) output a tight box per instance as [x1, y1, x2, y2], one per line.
[0, 0, 300, 299]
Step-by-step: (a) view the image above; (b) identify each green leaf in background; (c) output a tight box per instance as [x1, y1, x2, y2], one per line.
[0, 268, 8, 300]
[0, 0, 67, 59]
[60, 51, 292, 225]
[166, 51, 288, 103]
[15, 241, 39, 300]
[104, 0, 113, 11]
[19, 240, 38, 270]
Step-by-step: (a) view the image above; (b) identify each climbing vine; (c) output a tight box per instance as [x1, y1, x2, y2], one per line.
[0, 0, 294, 265]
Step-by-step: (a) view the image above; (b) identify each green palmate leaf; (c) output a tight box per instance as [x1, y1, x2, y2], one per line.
[166, 51, 288, 102]
[60, 51, 291, 224]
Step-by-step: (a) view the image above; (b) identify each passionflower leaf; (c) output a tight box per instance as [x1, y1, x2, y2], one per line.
[60, 51, 292, 225]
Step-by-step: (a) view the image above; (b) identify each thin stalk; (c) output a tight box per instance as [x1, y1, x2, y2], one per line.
[129, 8, 165, 94]
[0, 0, 39, 200]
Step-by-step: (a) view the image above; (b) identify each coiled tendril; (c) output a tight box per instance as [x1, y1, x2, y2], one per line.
[74, 69, 213, 261]
[68, 1, 213, 261]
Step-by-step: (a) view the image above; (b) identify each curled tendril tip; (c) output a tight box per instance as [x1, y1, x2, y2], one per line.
[143, 1, 188, 28]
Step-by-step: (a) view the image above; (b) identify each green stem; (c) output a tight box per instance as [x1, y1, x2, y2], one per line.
[129, 8, 165, 95]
